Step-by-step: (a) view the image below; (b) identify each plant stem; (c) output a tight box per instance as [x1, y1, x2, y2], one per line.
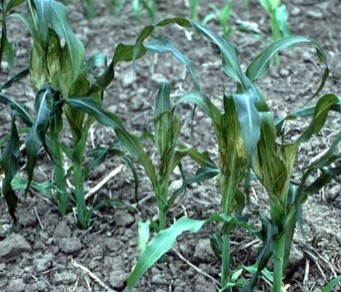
[221, 231, 230, 286]
[73, 162, 88, 228]
[53, 147, 68, 215]
[219, 172, 235, 287]
[158, 207, 167, 231]
[156, 183, 168, 231]
[273, 233, 286, 292]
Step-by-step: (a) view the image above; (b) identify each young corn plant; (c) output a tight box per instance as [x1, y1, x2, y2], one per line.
[259, 0, 290, 63]
[0, 0, 144, 228]
[202, 0, 233, 38]
[245, 37, 334, 290]
[125, 17, 335, 291]
[132, 0, 156, 24]
[259, 0, 290, 42]
[187, 0, 200, 21]
[127, 18, 261, 291]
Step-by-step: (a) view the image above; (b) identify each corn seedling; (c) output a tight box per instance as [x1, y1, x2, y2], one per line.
[187, 0, 199, 21]
[0, 0, 25, 70]
[259, 0, 290, 63]
[246, 37, 334, 290]
[110, 0, 126, 16]
[125, 17, 336, 291]
[132, 0, 156, 24]
[202, 0, 233, 38]
[0, 0, 143, 228]
[128, 18, 260, 290]
[80, 0, 95, 19]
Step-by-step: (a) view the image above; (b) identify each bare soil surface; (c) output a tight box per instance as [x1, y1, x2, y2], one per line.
[0, 0, 340, 291]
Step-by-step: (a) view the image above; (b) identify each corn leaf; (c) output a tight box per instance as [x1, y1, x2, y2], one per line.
[5, 0, 25, 11]
[80, 53, 107, 76]
[25, 87, 53, 192]
[0, 94, 33, 126]
[0, 115, 20, 222]
[154, 81, 172, 158]
[128, 214, 259, 290]
[246, 36, 329, 99]
[11, 175, 54, 193]
[128, 217, 206, 290]
[232, 89, 260, 162]
[297, 94, 340, 143]
[184, 147, 216, 168]
[178, 91, 221, 123]
[138, 220, 150, 254]
[275, 4, 290, 37]
[300, 129, 341, 194]
[275, 96, 341, 130]
[322, 275, 341, 292]
[33, 0, 52, 49]
[144, 38, 200, 90]
[192, 22, 245, 86]
[49, 1, 85, 92]
[90, 43, 141, 93]
[64, 98, 158, 187]
[0, 68, 29, 92]
[252, 112, 290, 219]
[169, 166, 219, 206]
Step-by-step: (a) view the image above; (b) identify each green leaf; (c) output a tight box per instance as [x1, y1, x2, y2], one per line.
[138, 220, 150, 253]
[128, 214, 258, 290]
[80, 53, 107, 76]
[154, 81, 172, 158]
[275, 96, 341, 130]
[232, 88, 260, 162]
[169, 166, 219, 205]
[5, 0, 25, 12]
[298, 94, 340, 143]
[11, 175, 54, 194]
[0, 68, 30, 92]
[25, 87, 54, 192]
[322, 275, 341, 292]
[246, 35, 329, 100]
[65, 98, 158, 188]
[0, 114, 20, 223]
[300, 129, 341, 195]
[49, 1, 85, 93]
[178, 91, 221, 123]
[128, 217, 206, 290]
[33, 0, 52, 49]
[275, 5, 290, 37]
[144, 38, 200, 90]
[192, 22, 245, 85]
[252, 112, 291, 219]
[94, 199, 136, 213]
[0, 94, 33, 126]
[90, 43, 141, 93]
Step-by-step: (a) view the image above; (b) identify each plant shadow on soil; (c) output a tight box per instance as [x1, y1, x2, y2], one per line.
[0, 0, 340, 291]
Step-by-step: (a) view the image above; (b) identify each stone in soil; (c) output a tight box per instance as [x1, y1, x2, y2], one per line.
[53, 271, 78, 285]
[195, 275, 216, 292]
[194, 238, 215, 263]
[0, 233, 31, 261]
[18, 212, 37, 228]
[58, 238, 82, 254]
[106, 238, 124, 252]
[8, 278, 26, 292]
[53, 220, 72, 238]
[109, 269, 128, 290]
[33, 252, 54, 272]
[113, 210, 135, 227]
